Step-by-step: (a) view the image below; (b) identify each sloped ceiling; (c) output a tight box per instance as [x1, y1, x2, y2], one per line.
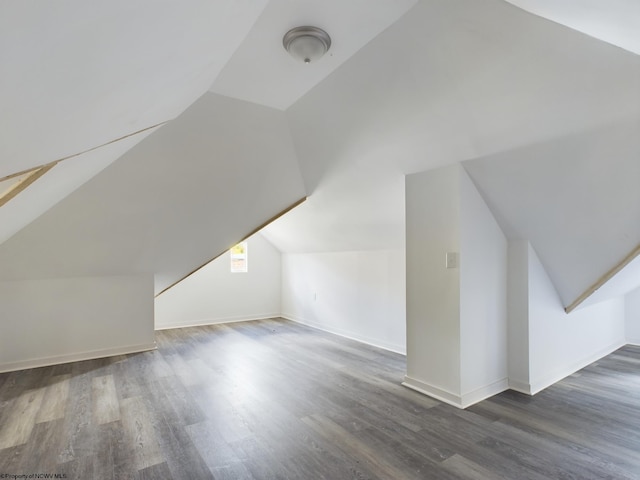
[0, 0, 269, 243]
[262, 0, 640, 255]
[581, 255, 640, 309]
[0, 0, 268, 176]
[209, 0, 416, 110]
[504, 0, 640, 55]
[0, 126, 159, 246]
[0, 93, 305, 294]
[463, 119, 640, 307]
[0, 0, 412, 293]
[261, 0, 640, 308]
[1, 0, 639, 306]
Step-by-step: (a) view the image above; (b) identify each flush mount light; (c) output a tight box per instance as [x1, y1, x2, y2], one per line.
[283, 26, 331, 64]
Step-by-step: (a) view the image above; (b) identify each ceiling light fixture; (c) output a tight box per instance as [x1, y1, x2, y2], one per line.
[283, 26, 331, 64]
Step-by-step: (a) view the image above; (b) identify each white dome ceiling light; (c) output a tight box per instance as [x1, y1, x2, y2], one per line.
[283, 26, 331, 64]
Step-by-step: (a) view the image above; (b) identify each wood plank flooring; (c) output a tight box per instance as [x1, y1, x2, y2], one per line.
[1, 318, 639, 479]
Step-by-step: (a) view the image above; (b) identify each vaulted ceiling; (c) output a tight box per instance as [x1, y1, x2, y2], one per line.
[1, 0, 638, 305]
[504, 0, 640, 55]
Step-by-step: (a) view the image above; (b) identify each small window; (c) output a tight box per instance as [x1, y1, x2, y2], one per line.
[230, 241, 248, 273]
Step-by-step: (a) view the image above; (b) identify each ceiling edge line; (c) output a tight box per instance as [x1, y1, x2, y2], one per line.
[154, 196, 307, 298]
[565, 241, 640, 313]
[0, 120, 169, 184]
[0, 163, 58, 209]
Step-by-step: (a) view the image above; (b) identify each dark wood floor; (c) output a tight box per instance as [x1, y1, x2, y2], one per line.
[1, 318, 639, 479]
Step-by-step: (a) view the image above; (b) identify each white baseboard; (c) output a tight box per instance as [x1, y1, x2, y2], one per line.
[402, 376, 463, 408]
[626, 339, 640, 347]
[402, 375, 508, 409]
[462, 378, 509, 407]
[528, 339, 625, 395]
[508, 379, 533, 395]
[155, 313, 281, 331]
[0, 342, 157, 373]
[282, 313, 406, 355]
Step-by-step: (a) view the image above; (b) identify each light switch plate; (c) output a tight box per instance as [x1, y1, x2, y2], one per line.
[446, 252, 458, 269]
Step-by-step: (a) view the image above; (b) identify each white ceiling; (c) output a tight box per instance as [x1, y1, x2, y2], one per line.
[463, 118, 640, 308]
[0, 93, 306, 295]
[0, 126, 159, 246]
[263, 0, 640, 254]
[261, 0, 640, 307]
[0, 0, 268, 244]
[580, 255, 640, 309]
[504, 0, 640, 55]
[210, 0, 640, 113]
[0, 0, 639, 306]
[0, 0, 268, 177]
[209, 0, 416, 110]
[0, 0, 415, 249]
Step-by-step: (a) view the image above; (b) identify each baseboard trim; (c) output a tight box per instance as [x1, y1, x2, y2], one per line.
[626, 339, 640, 347]
[0, 342, 157, 373]
[508, 379, 533, 395]
[402, 375, 508, 409]
[402, 376, 463, 408]
[155, 313, 280, 331]
[282, 314, 406, 355]
[461, 378, 509, 407]
[528, 339, 625, 395]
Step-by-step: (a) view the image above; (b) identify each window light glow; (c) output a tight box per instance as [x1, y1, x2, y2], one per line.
[230, 241, 248, 273]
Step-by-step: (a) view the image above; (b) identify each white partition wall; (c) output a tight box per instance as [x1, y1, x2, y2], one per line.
[459, 169, 508, 403]
[404, 164, 508, 408]
[405, 165, 462, 399]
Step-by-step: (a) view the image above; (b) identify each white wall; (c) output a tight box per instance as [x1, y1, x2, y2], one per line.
[405, 165, 461, 397]
[155, 234, 281, 329]
[0, 274, 155, 372]
[525, 244, 626, 393]
[281, 250, 406, 354]
[459, 168, 508, 403]
[507, 240, 531, 391]
[404, 164, 509, 408]
[626, 286, 640, 345]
